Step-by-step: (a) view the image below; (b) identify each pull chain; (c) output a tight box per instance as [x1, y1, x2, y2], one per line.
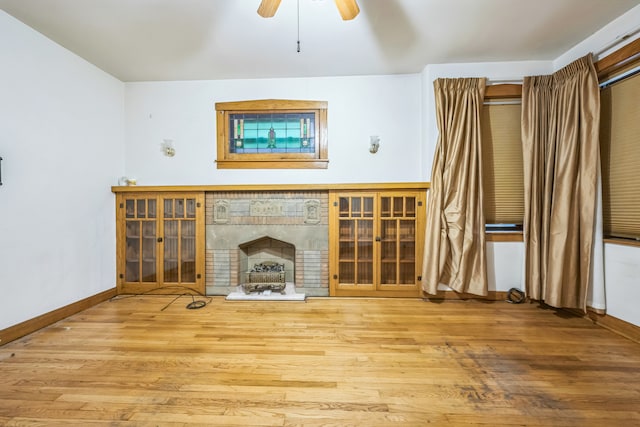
[296, 0, 301, 53]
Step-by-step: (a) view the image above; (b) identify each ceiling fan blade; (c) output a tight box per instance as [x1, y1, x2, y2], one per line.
[257, 0, 282, 18]
[334, 0, 360, 20]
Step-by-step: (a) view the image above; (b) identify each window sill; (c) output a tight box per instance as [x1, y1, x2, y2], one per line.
[603, 237, 640, 248]
[485, 232, 523, 242]
[215, 159, 329, 169]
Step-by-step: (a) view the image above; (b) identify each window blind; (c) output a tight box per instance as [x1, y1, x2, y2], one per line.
[481, 103, 524, 225]
[600, 68, 640, 240]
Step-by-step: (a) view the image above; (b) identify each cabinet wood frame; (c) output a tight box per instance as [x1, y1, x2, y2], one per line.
[116, 191, 205, 295]
[329, 190, 426, 297]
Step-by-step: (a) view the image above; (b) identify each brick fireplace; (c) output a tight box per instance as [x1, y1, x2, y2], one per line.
[205, 191, 329, 296]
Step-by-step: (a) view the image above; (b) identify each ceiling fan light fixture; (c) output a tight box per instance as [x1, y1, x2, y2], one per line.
[334, 0, 359, 20]
[257, 0, 359, 21]
[257, 0, 281, 18]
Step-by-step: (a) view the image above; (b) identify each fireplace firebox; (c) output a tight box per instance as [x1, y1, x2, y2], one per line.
[244, 261, 286, 294]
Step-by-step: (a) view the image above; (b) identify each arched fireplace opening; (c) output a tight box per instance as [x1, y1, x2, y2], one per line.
[238, 236, 295, 286]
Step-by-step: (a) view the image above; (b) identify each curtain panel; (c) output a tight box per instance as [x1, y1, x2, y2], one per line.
[522, 54, 601, 311]
[422, 78, 488, 296]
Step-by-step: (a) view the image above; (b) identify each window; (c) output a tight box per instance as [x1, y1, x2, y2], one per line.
[215, 99, 328, 169]
[600, 65, 640, 241]
[481, 101, 524, 233]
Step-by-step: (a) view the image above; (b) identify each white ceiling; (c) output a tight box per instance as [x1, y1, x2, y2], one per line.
[1, 0, 639, 82]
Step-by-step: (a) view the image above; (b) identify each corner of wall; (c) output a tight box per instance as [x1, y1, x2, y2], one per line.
[554, 4, 640, 70]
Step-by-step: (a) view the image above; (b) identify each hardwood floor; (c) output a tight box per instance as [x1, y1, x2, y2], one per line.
[1, 296, 639, 426]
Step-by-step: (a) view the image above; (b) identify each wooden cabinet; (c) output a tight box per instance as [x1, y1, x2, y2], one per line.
[116, 192, 205, 295]
[329, 191, 426, 297]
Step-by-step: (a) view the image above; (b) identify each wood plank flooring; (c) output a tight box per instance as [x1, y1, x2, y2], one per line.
[1, 296, 639, 426]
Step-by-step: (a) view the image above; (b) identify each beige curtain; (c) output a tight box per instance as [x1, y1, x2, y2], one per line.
[422, 78, 488, 296]
[522, 54, 600, 311]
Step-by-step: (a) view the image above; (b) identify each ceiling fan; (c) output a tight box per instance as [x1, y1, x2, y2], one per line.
[257, 0, 360, 21]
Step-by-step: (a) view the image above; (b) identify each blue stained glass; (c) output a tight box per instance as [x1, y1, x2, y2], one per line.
[229, 112, 315, 154]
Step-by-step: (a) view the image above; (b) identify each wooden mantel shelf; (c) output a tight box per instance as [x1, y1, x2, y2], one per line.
[111, 182, 430, 193]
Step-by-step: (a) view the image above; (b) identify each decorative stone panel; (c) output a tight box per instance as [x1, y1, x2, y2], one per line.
[205, 191, 329, 296]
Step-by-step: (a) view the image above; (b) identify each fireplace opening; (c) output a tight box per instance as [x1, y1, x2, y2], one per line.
[238, 236, 295, 288]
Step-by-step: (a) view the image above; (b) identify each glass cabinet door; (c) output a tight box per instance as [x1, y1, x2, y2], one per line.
[337, 195, 374, 287]
[124, 197, 158, 283]
[379, 195, 416, 287]
[163, 197, 197, 284]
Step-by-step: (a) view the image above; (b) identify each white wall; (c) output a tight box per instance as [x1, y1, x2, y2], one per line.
[124, 75, 423, 185]
[603, 244, 640, 326]
[555, 4, 640, 69]
[486, 242, 525, 292]
[0, 11, 124, 330]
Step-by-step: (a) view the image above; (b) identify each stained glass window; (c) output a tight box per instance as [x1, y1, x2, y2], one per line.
[215, 99, 328, 169]
[229, 113, 316, 154]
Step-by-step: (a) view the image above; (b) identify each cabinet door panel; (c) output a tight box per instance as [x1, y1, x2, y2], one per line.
[380, 262, 396, 285]
[180, 220, 196, 282]
[141, 221, 157, 282]
[125, 221, 140, 282]
[163, 220, 179, 283]
[122, 197, 158, 285]
[335, 196, 375, 288]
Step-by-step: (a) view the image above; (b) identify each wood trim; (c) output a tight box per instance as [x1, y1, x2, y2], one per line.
[586, 310, 640, 344]
[318, 107, 328, 161]
[112, 182, 431, 193]
[422, 290, 509, 301]
[603, 237, 640, 248]
[0, 288, 117, 346]
[215, 159, 329, 169]
[215, 99, 328, 110]
[485, 232, 524, 242]
[484, 84, 522, 99]
[216, 109, 227, 167]
[195, 193, 206, 296]
[331, 289, 422, 298]
[115, 193, 126, 294]
[115, 284, 205, 296]
[596, 37, 640, 79]
[328, 192, 340, 297]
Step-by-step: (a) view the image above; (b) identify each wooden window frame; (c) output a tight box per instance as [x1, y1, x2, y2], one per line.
[600, 62, 640, 245]
[598, 38, 640, 246]
[215, 99, 328, 169]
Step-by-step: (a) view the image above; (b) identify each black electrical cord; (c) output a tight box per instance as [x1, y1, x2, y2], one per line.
[110, 285, 213, 311]
[160, 293, 187, 311]
[506, 287, 526, 304]
[186, 298, 207, 310]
